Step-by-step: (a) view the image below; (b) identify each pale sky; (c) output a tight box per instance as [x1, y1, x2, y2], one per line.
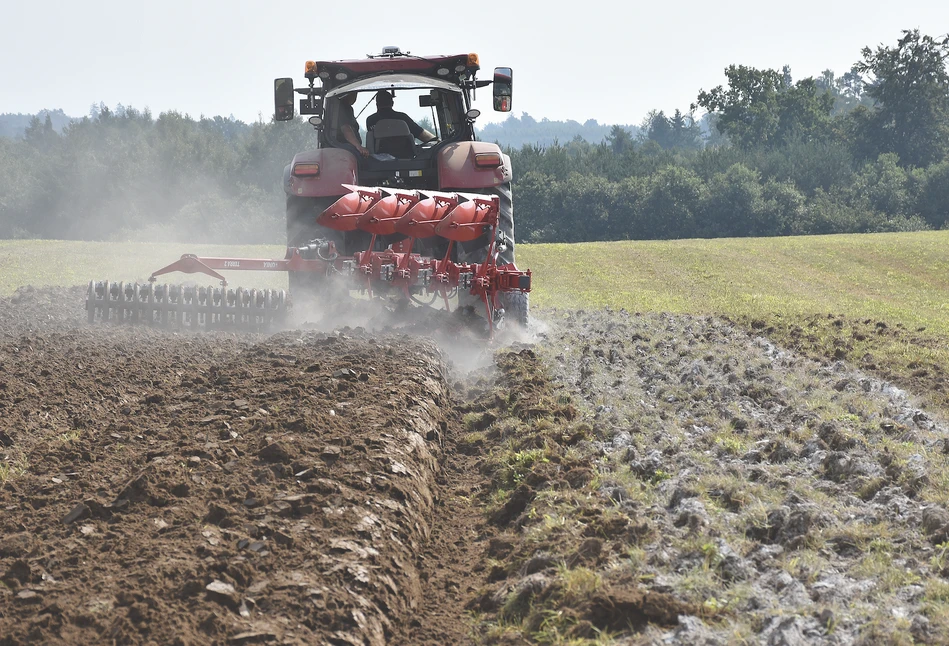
[1, 0, 946, 126]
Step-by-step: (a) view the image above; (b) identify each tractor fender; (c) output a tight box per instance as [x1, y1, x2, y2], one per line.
[437, 142, 512, 190]
[284, 148, 360, 198]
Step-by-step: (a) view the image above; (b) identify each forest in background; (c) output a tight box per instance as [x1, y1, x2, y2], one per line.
[1, 29, 947, 244]
[0, 110, 631, 150]
[0, 109, 73, 138]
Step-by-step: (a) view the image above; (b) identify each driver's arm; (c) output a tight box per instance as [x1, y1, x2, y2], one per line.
[404, 115, 436, 142]
[341, 125, 369, 157]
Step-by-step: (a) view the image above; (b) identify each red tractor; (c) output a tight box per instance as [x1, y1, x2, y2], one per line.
[277, 47, 527, 326]
[87, 47, 529, 334]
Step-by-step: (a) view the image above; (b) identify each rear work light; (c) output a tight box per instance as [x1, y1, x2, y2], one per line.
[292, 163, 320, 177]
[474, 152, 502, 168]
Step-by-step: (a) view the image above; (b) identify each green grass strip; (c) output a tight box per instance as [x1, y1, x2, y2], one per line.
[3, 231, 949, 334]
[520, 230, 949, 335]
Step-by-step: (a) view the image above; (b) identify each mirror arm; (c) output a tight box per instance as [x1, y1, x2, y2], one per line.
[295, 80, 325, 96]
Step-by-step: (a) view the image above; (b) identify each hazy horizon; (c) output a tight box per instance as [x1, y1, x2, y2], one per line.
[2, 1, 946, 128]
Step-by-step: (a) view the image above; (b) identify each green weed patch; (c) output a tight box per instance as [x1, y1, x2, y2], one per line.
[462, 349, 695, 644]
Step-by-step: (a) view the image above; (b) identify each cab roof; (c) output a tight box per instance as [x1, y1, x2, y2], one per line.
[325, 74, 463, 98]
[307, 52, 479, 88]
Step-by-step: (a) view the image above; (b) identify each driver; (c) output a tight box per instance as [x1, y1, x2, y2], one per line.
[367, 90, 437, 143]
[337, 92, 370, 158]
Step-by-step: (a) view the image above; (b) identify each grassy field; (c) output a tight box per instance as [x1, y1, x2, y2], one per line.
[515, 230, 949, 415]
[0, 240, 289, 294]
[3, 231, 948, 332]
[519, 230, 949, 336]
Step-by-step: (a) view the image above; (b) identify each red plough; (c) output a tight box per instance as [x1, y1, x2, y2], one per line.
[86, 185, 531, 334]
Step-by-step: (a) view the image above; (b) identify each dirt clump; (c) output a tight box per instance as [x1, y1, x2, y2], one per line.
[449, 346, 697, 642]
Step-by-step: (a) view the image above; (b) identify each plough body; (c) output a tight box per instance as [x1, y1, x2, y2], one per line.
[87, 186, 531, 334]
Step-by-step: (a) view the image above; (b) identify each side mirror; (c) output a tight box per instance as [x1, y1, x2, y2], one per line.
[420, 90, 440, 108]
[493, 67, 512, 112]
[274, 78, 295, 121]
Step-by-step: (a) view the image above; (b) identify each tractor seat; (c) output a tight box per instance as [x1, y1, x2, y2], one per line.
[367, 119, 416, 159]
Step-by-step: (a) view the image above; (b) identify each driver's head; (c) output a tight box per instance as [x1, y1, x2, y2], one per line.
[375, 90, 394, 109]
[340, 92, 358, 106]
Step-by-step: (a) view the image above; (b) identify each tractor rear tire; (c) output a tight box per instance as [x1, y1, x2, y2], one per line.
[492, 182, 529, 329]
[286, 195, 340, 303]
[493, 181, 516, 266]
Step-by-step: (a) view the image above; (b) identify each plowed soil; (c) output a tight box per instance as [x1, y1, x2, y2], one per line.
[0, 287, 454, 645]
[5, 287, 949, 646]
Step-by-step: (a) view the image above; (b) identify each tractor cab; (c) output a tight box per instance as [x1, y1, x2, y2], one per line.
[320, 76, 471, 187]
[324, 76, 470, 152]
[275, 47, 513, 189]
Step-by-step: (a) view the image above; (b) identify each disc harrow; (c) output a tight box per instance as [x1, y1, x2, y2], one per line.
[86, 281, 287, 330]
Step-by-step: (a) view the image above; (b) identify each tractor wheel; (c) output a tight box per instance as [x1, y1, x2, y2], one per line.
[493, 181, 516, 266]
[286, 195, 341, 303]
[501, 289, 529, 329]
[492, 182, 529, 329]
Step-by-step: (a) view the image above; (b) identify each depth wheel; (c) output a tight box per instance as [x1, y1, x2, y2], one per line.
[456, 182, 528, 330]
[501, 290, 529, 330]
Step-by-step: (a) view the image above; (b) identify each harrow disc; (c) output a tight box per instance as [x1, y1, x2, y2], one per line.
[86, 281, 288, 331]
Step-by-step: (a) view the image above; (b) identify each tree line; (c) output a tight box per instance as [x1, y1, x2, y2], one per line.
[511, 29, 949, 242]
[1, 29, 947, 244]
[0, 109, 72, 138]
[0, 105, 309, 243]
[479, 114, 640, 148]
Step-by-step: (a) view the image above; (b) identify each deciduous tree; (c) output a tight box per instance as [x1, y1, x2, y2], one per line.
[853, 29, 949, 167]
[695, 65, 834, 150]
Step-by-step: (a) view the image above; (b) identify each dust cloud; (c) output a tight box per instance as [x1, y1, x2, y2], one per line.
[288, 289, 537, 375]
[103, 172, 284, 246]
